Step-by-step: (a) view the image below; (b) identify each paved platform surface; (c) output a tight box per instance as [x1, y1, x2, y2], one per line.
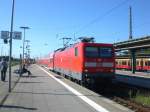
[0, 65, 133, 112]
[0, 65, 20, 106]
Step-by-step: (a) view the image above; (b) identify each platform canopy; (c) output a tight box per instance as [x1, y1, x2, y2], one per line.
[114, 36, 150, 51]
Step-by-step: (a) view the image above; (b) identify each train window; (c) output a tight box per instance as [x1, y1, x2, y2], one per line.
[128, 61, 131, 66]
[119, 61, 122, 65]
[85, 47, 99, 57]
[75, 47, 78, 56]
[136, 61, 139, 66]
[122, 61, 127, 65]
[148, 61, 150, 66]
[99, 47, 112, 58]
[145, 61, 148, 66]
[116, 61, 118, 65]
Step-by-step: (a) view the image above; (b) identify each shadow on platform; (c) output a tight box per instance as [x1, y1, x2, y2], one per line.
[18, 81, 43, 84]
[55, 76, 63, 79]
[19, 75, 50, 78]
[0, 105, 37, 110]
[32, 75, 50, 78]
[12, 91, 101, 98]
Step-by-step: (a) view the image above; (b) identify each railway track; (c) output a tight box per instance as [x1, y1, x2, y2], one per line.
[113, 97, 150, 112]
[92, 81, 150, 112]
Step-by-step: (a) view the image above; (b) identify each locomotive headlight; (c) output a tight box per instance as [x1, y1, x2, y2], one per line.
[110, 69, 114, 72]
[84, 69, 88, 72]
[85, 62, 96, 67]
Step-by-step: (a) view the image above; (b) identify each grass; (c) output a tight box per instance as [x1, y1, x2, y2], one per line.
[134, 95, 150, 106]
[131, 91, 150, 107]
[11, 61, 20, 66]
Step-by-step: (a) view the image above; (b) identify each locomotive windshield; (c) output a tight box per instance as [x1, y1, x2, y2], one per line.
[100, 47, 112, 57]
[85, 46, 112, 58]
[85, 47, 99, 57]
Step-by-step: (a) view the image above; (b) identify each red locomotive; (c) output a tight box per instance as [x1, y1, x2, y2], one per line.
[38, 38, 115, 85]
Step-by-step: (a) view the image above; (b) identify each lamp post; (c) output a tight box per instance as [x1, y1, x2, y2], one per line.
[8, 0, 15, 92]
[20, 26, 30, 65]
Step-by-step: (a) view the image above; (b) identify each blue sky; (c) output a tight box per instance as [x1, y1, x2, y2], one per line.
[0, 0, 150, 58]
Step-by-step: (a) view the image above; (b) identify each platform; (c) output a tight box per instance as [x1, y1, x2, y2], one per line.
[0, 65, 20, 106]
[0, 65, 133, 112]
[116, 70, 150, 89]
[116, 70, 150, 78]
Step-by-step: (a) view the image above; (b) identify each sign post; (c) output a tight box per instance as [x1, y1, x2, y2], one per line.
[13, 31, 22, 40]
[1, 31, 10, 39]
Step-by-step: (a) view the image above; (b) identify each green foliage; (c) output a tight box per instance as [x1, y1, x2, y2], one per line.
[0, 56, 20, 66]
[132, 92, 150, 106]
[11, 60, 20, 66]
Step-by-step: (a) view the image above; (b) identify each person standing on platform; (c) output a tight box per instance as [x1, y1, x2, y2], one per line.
[0, 58, 8, 81]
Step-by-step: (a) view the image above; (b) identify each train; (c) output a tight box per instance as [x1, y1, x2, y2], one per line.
[38, 38, 115, 85]
[116, 58, 150, 71]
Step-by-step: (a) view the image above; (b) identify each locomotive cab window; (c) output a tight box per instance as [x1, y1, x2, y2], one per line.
[85, 46, 112, 58]
[75, 47, 78, 56]
[99, 47, 112, 58]
[85, 47, 99, 57]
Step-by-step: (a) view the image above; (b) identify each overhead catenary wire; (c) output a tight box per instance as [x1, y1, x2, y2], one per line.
[58, 0, 134, 45]
[75, 0, 131, 35]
